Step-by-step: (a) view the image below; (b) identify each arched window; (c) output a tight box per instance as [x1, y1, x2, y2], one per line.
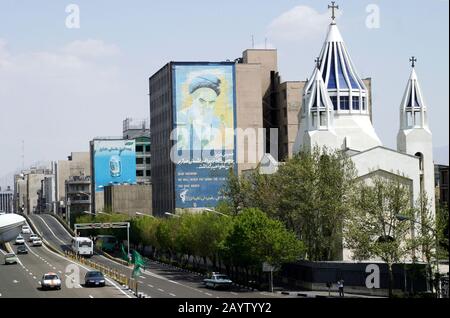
[415, 152, 424, 171]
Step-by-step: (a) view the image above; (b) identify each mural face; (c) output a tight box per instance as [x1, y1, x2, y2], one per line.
[172, 63, 236, 209]
[93, 140, 136, 192]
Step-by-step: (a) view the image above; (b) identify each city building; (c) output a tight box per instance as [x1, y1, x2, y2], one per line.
[435, 164, 449, 207]
[65, 175, 91, 224]
[14, 166, 54, 215]
[104, 184, 152, 217]
[0, 186, 13, 213]
[292, 11, 435, 260]
[55, 152, 90, 216]
[123, 118, 151, 184]
[90, 137, 137, 213]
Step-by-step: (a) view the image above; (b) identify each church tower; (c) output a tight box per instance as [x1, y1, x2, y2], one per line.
[397, 57, 435, 216]
[294, 60, 337, 152]
[295, 3, 382, 153]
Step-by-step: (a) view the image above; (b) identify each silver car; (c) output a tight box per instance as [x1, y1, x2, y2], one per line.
[4, 253, 18, 265]
[40, 273, 62, 290]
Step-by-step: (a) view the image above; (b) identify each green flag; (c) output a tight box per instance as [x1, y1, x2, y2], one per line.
[120, 244, 128, 262]
[131, 250, 145, 278]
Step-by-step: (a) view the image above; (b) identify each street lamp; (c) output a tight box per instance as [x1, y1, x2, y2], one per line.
[203, 208, 230, 217]
[164, 212, 180, 218]
[135, 212, 155, 218]
[395, 213, 440, 297]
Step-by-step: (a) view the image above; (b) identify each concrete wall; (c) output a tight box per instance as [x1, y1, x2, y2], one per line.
[56, 152, 90, 203]
[104, 184, 152, 217]
[235, 63, 265, 174]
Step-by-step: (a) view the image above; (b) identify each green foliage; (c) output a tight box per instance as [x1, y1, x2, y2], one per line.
[222, 208, 304, 270]
[222, 146, 356, 261]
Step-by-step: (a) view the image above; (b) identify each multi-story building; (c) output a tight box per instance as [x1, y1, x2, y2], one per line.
[0, 186, 13, 213]
[148, 50, 373, 215]
[65, 175, 91, 224]
[123, 118, 151, 184]
[435, 164, 449, 207]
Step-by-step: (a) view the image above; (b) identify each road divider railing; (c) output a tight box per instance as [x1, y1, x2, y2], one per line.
[64, 250, 130, 287]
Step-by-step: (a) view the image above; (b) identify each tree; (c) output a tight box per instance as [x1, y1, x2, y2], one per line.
[222, 146, 356, 261]
[222, 208, 304, 283]
[344, 174, 415, 297]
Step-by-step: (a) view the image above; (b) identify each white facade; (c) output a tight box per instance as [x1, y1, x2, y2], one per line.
[293, 19, 435, 261]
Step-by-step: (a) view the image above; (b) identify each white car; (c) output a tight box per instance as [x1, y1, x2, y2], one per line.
[32, 238, 42, 246]
[40, 273, 61, 290]
[15, 235, 25, 245]
[29, 234, 39, 242]
[21, 225, 31, 234]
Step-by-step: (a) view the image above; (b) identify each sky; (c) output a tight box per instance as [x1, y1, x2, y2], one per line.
[0, 0, 448, 188]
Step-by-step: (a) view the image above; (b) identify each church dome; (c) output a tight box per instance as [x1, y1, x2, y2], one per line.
[308, 21, 369, 115]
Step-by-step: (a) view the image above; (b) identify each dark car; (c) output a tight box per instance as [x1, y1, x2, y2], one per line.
[84, 271, 106, 287]
[16, 245, 28, 254]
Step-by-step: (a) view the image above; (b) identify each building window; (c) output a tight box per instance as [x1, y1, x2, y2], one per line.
[145, 157, 151, 165]
[283, 89, 287, 100]
[330, 96, 338, 110]
[340, 96, 350, 110]
[136, 170, 144, 177]
[352, 96, 360, 110]
[136, 145, 144, 153]
[415, 152, 424, 171]
[146, 170, 151, 177]
[362, 97, 367, 110]
[145, 145, 151, 152]
[319, 112, 327, 127]
[136, 158, 144, 165]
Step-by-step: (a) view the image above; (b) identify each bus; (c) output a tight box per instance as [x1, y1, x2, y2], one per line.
[95, 235, 118, 253]
[71, 237, 93, 257]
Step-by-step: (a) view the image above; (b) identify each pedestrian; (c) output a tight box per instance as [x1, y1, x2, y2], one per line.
[338, 279, 345, 297]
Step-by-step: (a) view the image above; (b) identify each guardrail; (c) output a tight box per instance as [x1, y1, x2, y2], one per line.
[64, 250, 131, 287]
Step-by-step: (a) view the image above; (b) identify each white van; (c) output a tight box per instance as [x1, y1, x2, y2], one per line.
[21, 225, 31, 234]
[71, 237, 93, 257]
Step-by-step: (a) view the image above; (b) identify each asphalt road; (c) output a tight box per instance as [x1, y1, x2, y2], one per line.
[28, 214, 282, 299]
[0, 239, 132, 298]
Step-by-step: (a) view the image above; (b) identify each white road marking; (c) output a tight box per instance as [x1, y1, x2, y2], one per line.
[89, 295, 94, 298]
[148, 284, 154, 288]
[35, 215, 67, 245]
[169, 293, 176, 297]
[139, 276, 146, 279]
[13, 280, 19, 284]
[138, 281, 144, 284]
[40, 244, 132, 298]
[58, 271, 62, 274]
[205, 292, 213, 296]
[33, 276, 36, 280]
[0, 293, 2, 297]
[157, 288, 164, 292]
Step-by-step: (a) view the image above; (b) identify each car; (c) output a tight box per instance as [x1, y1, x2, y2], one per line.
[40, 273, 61, 290]
[15, 235, 25, 245]
[29, 234, 39, 242]
[203, 272, 233, 290]
[84, 271, 106, 287]
[16, 245, 28, 254]
[21, 225, 31, 234]
[32, 238, 42, 246]
[4, 253, 18, 265]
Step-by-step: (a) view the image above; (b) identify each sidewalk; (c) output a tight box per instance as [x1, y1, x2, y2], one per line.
[278, 289, 387, 298]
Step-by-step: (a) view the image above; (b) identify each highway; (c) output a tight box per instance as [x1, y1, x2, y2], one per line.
[0, 239, 132, 298]
[28, 214, 282, 299]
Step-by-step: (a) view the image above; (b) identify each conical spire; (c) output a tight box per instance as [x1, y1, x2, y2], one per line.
[400, 58, 428, 129]
[303, 62, 335, 131]
[310, 17, 368, 114]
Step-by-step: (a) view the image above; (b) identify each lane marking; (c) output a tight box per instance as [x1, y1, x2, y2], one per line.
[13, 280, 19, 284]
[35, 215, 67, 245]
[89, 295, 94, 298]
[231, 292, 238, 296]
[33, 276, 36, 280]
[205, 292, 213, 296]
[40, 244, 132, 298]
[148, 284, 154, 288]
[157, 288, 164, 292]
[139, 276, 146, 279]
[169, 293, 176, 297]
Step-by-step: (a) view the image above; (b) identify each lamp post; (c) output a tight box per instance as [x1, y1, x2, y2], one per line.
[396, 213, 440, 297]
[135, 212, 155, 218]
[203, 208, 230, 217]
[164, 212, 180, 218]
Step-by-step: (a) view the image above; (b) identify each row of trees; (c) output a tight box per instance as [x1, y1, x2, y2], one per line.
[75, 207, 304, 287]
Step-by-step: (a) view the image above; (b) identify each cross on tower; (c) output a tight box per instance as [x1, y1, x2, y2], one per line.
[410, 56, 417, 68]
[328, 1, 339, 22]
[315, 57, 321, 69]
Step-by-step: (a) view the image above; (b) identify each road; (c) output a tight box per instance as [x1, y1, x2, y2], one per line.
[28, 213, 282, 299]
[0, 239, 132, 298]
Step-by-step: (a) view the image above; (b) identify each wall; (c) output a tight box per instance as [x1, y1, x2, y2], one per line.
[104, 184, 152, 217]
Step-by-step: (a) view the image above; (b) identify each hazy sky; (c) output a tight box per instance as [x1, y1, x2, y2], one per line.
[0, 0, 448, 187]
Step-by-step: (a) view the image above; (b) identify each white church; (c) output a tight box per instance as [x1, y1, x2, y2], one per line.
[291, 7, 435, 260]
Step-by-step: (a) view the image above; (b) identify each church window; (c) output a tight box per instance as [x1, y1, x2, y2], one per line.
[415, 152, 424, 171]
[352, 96, 360, 110]
[312, 112, 317, 128]
[330, 96, 338, 110]
[320, 112, 327, 127]
[337, 54, 349, 89]
[362, 97, 367, 110]
[328, 46, 337, 89]
[340, 96, 350, 110]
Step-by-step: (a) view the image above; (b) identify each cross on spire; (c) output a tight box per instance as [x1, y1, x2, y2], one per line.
[315, 57, 321, 69]
[328, 1, 339, 22]
[410, 56, 417, 68]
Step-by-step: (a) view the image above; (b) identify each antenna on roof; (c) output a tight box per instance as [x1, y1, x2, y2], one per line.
[251, 35, 254, 49]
